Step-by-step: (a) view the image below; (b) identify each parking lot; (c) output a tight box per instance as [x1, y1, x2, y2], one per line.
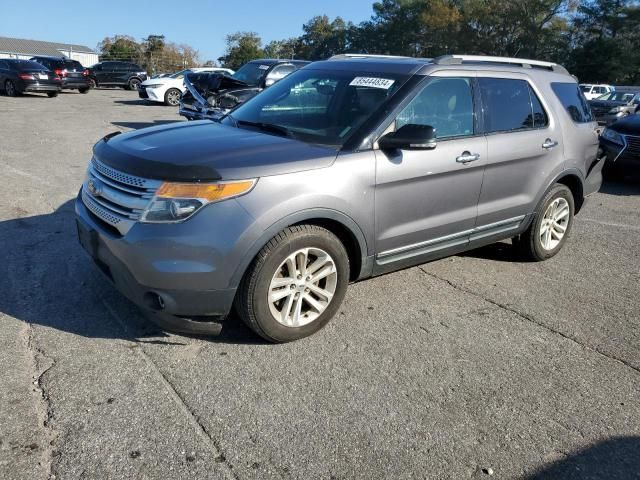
[0, 88, 639, 479]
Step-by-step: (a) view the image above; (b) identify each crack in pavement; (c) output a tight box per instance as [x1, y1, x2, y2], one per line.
[102, 301, 240, 480]
[25, 322, 57, 480]
[418, 266, 640, 376]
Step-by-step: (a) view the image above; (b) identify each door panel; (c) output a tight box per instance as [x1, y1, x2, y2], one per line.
[374, 76, 486, 264]
[375, 137, 487, 261]
[475, 77, 564, 229]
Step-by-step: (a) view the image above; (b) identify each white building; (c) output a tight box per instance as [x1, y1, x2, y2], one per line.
[0, 36, 99, 67]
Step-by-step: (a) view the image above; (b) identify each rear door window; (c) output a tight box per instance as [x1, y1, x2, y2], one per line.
[551, 83, 594, 123]
[479, 78, 548, 133]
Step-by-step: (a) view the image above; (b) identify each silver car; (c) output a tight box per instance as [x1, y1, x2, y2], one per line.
[75, 54, 603, 342]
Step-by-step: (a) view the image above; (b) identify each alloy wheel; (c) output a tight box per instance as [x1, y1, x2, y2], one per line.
[167, 89, 181, 106]
[540, 197, 570, 251]
[268, 247, 338, 327]
[6, 81, 15, 96]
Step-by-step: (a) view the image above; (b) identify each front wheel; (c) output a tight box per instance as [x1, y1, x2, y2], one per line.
[126, 78, 140, 91]
[235, 225, 350, 343]
[513, 184, 574, 261]
[164, 88, 181, 106]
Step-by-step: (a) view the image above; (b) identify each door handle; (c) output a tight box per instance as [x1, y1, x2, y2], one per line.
[542, 139, 559, 150]
[456, 152, 481, 164]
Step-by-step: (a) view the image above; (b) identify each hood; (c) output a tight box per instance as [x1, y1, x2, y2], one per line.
[607, 114, 640, 135]
[93, 121, 337, 182]
[141, 77, 178, 87]
[590, 100, 629, 108]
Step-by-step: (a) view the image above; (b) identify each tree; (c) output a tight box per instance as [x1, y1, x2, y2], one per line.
[97, 35, 142, 62]
[264, 38, 300, 59]
[296, 16, 352, 60]
[218, 32, 264, 69]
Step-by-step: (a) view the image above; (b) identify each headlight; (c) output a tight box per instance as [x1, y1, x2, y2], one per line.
[608, 106, 623, 114]
[140, 179, 257, 223]
[601, 128, 624, 146]
[145, 84, 163, 89]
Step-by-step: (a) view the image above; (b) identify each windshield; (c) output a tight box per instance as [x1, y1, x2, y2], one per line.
[169, 69, 190, 79]
[224, 69, 409, 147]
[580, 85, 592, 93]
[596, 91, 637, 102]
[231, 62, 272, 85]
[13, 60, 47, 71]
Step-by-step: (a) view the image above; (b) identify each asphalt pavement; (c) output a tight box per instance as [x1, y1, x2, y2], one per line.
[0, 89, 639, 480]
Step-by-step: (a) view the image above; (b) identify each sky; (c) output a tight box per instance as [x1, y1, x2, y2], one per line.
[1, 0, 376, 61]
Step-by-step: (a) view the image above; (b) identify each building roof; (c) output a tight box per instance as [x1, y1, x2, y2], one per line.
[0, 36, 96, 56]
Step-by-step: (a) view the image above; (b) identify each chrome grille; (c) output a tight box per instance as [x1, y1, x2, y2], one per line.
[624, 135, 640, 154]
[81, 157, 162, 235]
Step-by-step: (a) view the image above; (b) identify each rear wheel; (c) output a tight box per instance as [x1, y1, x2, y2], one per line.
[5, 80, 17, 97]
[88, 78, 97, 88]
[47, 91, 58, 98]
[78, 87, 89, 94]
[235, 225, 349, 343]
[164, 88, 181, 106]
[513, 184, 574, 261]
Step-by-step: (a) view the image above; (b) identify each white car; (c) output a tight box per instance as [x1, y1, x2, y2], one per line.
[580, 83, 614, 100]
[138, 67, 234, 106]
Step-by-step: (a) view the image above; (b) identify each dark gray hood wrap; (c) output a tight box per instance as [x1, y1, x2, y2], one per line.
[93, 122, 337, 182]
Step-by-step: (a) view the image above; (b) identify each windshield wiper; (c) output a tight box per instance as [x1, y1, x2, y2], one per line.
[236, 120, 293, 139]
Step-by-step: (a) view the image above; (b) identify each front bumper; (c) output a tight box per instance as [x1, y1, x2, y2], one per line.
[74, 191, 250, 318]
[600, 136, 640, 169]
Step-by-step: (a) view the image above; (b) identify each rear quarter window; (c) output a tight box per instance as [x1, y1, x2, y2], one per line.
[551, 83, 594, 123]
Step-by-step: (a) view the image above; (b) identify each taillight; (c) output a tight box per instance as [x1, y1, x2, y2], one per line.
[54, 68, 67, 77]
[18, 73, 35, 80]
[82, 69, 89, 76]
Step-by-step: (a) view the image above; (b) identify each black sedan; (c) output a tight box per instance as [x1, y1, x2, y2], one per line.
[0, 59, 62, 97]
[600, 113, 640, 174]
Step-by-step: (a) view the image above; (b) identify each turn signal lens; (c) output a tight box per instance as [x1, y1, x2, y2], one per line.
[156, 180, 256, 201]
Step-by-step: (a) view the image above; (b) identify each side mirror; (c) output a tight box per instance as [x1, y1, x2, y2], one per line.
[379, 124, 437, 151]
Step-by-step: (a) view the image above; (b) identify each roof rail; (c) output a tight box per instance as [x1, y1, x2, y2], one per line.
[329, 54, 416, 61]
[433, 55, 569, 74]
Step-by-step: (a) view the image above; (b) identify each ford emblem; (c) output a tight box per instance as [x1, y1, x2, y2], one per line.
[87, 179, 102, 197]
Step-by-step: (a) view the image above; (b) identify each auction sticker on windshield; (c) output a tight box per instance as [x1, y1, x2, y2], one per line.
[349, 77, 395, 89]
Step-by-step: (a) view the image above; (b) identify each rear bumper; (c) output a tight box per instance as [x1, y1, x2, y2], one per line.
[21, 82, 61, 93]
[61, 78, 91, 89]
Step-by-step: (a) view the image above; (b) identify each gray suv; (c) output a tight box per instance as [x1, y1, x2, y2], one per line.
[75, 54, 603, 342]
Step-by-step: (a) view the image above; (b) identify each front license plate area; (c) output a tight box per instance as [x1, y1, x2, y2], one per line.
[76, 218, 98, 258]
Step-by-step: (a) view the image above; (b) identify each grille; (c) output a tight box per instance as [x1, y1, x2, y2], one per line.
[82, 157, 162, 235]
[624, 135, 640, 155]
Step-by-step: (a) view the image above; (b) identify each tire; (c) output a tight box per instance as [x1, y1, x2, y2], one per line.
[235, 225, 350, 343]
[88, 79, 97, 88]
[78, 87, 89, 94]
[5, 80, 17, 97]
[164, 88, 181, 106]
[126, 78, 140, 91]
[513, 184, 574, 261]
[47, 91, 58, 98]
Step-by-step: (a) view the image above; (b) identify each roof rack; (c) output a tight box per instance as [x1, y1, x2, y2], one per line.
[433, 55, 569, 74]
[329, 54, 417, 61]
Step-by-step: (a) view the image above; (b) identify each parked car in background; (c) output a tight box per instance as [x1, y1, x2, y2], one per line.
[86, 61, 147, 90]
[580, 83, 614, 100]
[76, 54, 602, 342]
[589, 89, 640, 125]
[29, 56, 91, 93]
[0, 59, 61, 97]
[600, 114, 640, 175]
[138, 67, 234, 106]
[179, 59, 309, 120]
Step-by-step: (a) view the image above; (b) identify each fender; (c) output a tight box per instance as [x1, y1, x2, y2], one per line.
[229, 208, 370, 288]
[532, 167, 586, 215]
